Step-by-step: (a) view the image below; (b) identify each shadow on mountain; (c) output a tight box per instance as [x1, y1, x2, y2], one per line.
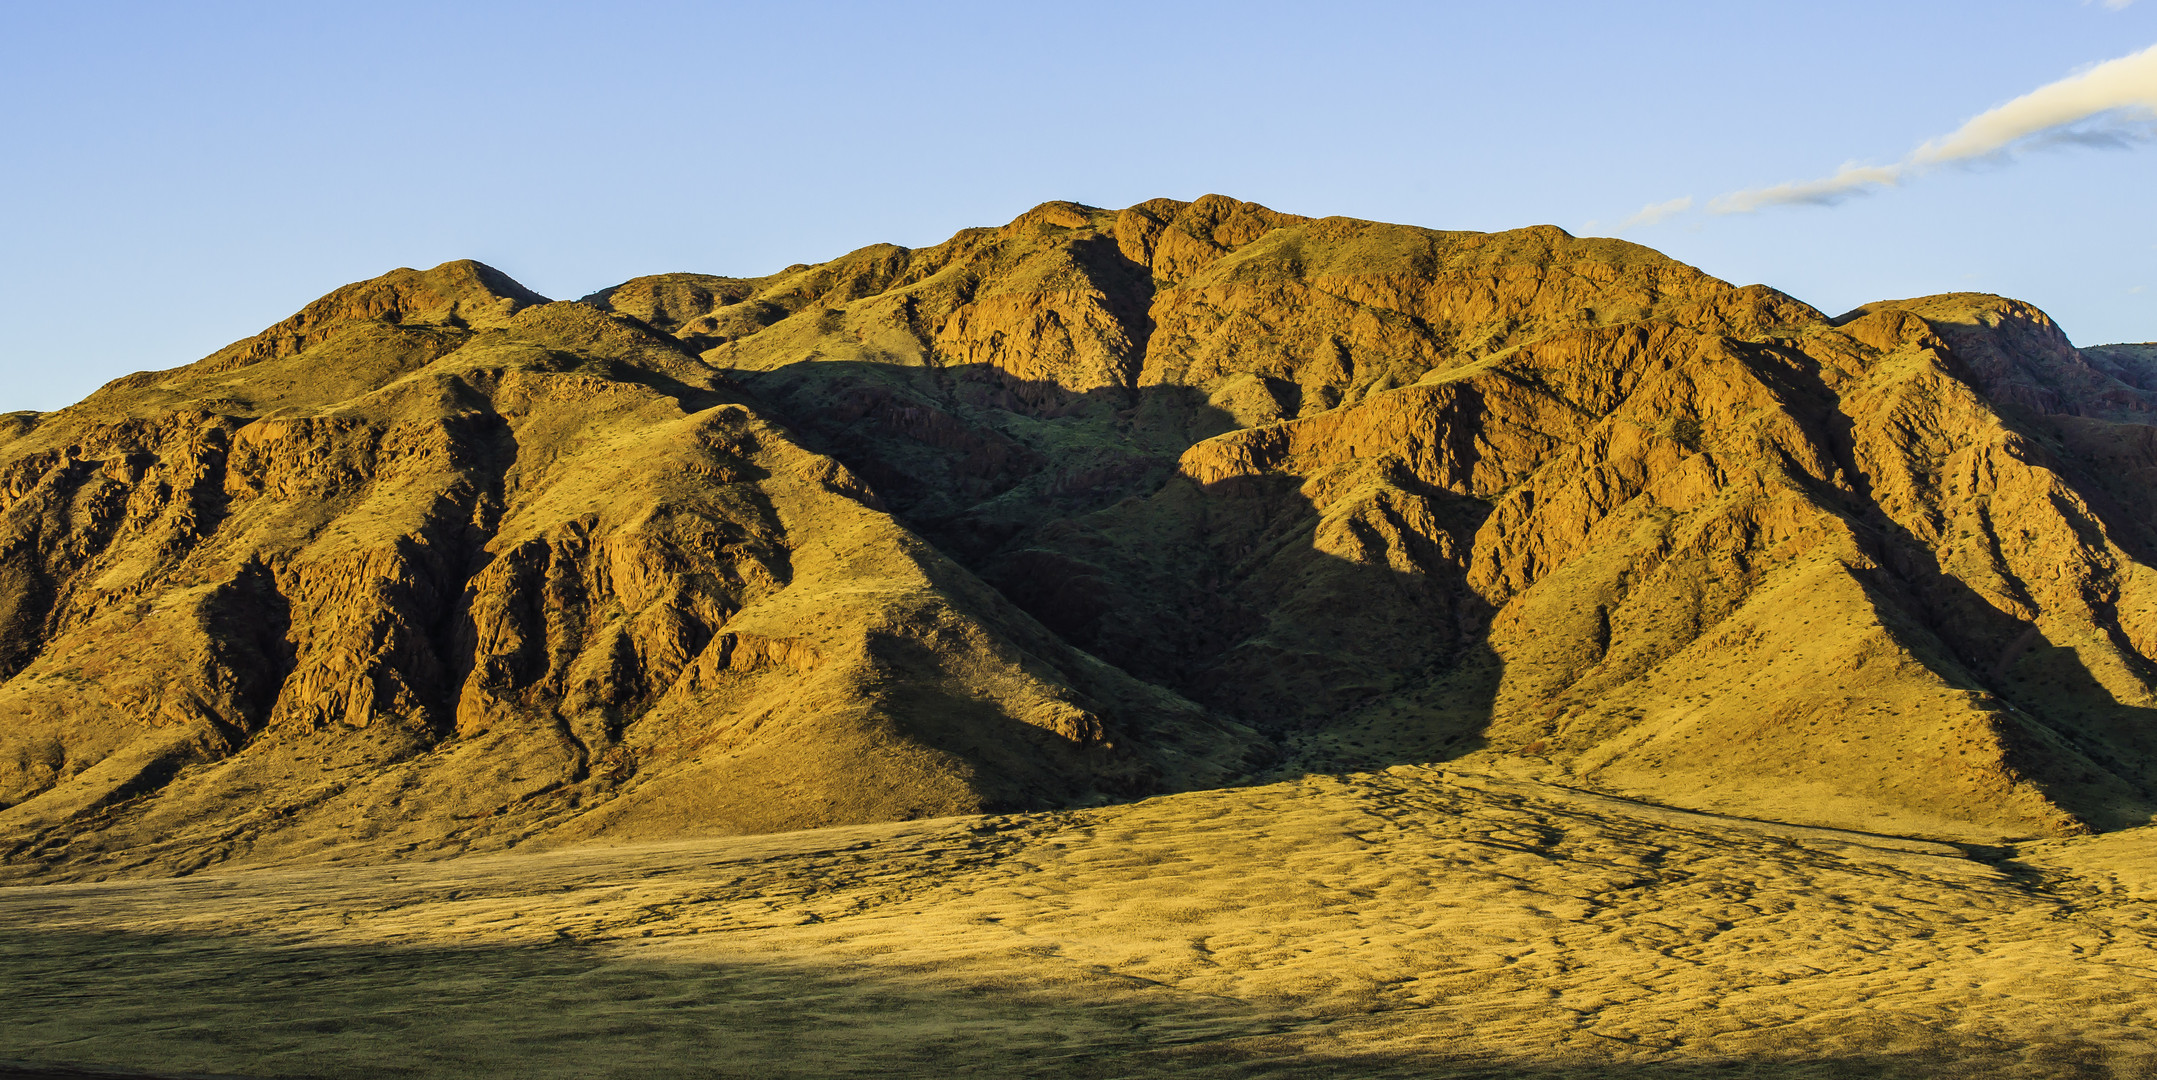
[743, 355, 2157, 824]
[737, 359, 1235, 561]
[1805, 370, 2157, 831]
[1848, 516, 2157, 831]
[736, 359, 1507, 776]
[0, 928, 2114, 1080]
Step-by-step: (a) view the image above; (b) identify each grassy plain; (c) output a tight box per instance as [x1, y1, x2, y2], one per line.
[4, 758, 2153, 1079]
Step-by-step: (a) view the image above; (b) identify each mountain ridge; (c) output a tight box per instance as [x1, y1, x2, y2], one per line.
[3, 195, 2155, 881]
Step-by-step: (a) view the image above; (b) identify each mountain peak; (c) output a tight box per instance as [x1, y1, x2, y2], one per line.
[199, 259, 549, 372]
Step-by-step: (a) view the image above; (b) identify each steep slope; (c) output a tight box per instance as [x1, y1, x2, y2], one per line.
[0, 260, 1262, 880]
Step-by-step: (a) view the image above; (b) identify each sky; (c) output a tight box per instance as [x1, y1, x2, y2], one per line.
[2, 0, 2153, 411]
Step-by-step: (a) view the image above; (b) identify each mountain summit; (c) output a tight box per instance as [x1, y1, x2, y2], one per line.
[5, 196, 2156, 879]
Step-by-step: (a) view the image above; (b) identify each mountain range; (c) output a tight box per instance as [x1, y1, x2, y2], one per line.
[5, 195, 2156, 880]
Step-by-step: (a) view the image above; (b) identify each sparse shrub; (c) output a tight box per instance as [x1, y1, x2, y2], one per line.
[1664, 416, 1704, 450]
[12, 737, 64, 779]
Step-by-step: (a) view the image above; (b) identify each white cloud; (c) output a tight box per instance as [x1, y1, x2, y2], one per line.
[1707, 163, 1905, 214]
[2105, 0, 2136, 10]
[1614, 196, 1694, 231]
[1708, 41, 2157, 214]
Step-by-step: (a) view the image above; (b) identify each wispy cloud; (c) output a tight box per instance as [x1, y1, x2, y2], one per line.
[1614, 196, 1694, 231]
[1708, 164, 1903, 214]
[1706, 41, 2157, 214]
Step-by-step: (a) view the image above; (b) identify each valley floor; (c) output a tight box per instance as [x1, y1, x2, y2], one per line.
[3, 763, 2155, 1079]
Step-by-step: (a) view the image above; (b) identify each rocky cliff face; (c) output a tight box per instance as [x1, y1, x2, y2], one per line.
[4, 197, 2155, 878]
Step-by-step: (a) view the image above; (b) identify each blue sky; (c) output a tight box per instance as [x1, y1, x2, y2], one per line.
[2, 1, 2152, 411]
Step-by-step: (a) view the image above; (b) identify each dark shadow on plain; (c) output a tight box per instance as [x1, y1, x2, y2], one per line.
[0, 927, 2125, 1080]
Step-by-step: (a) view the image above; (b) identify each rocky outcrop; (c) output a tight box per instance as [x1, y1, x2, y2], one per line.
[1840, 294, 2157, 421]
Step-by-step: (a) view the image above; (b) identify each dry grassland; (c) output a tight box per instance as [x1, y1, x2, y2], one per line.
[5, 760, 2154, 1079]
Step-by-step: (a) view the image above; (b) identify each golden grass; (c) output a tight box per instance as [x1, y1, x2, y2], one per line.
[5, 762, 2151, 1078]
